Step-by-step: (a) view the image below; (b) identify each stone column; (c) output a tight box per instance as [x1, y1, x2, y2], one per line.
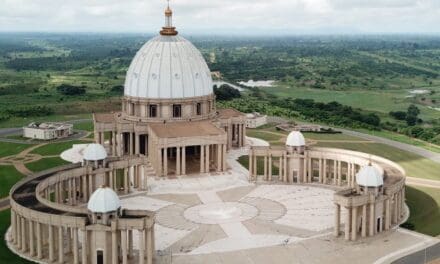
[129, 132, 134, 155]
[318, 158, 323, 183]
[205, 145, 210, 173]
[182, 146, 186, 175]
[10, 211, 16, 244]
[249, 153, 254, 180]
[217, 144, 222, 172]
[82, 229, 87, 264]
[200, 145, 205, 173]
[49, 225, 55, 262]
[308, 157, 312, 182]
[222, 144, 227, 171]
[268, 155, 273, 181]
[135, 133, 140, 155]
[139, 230, 145, 264]
[283, 155, 287, 183]
[369, 203, 375, 236]
[121, 230, 128, 264]
[362, 205, 367, 237]
[344, 207, 351, 241]
[334, 204, 340, 237]
[303, 156, 308, 183]
[73, 228, 79, 264]
[20, 217, 26, 251]
[16, 215, 21, 248]
[112, 229, 117, 264]
[176, 147, 181, 176]
[263, 156, 268, 181]
[385, 198, 391, 230]
[323, 159, 327, 183]
[163, 148, 168, 176]
[146, 228, 153, 264]
[58, 226, 64, 263]
[279, 157, 283, 180]
[29, 220, 34, 256]
[128, 230, 133, 258]
[351, 207, 358, 241]
[36, 222, 42, 259]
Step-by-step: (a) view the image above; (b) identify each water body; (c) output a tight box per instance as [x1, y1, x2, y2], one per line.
[213, 81, 244, 91]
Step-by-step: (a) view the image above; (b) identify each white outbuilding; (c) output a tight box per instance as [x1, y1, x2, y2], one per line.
[286, 131, 306, 147]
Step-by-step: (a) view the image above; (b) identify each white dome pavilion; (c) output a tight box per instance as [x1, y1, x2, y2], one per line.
[356, 165, 384, 187]
[83, 144, 107, 161]
[124, 7, 213, 100]
[286, 131, 306, 147]
[87, 187, 121, 213]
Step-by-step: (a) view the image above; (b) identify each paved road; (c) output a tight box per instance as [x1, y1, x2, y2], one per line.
[406, 177, 440, 189]
[337, 129, 440, 164]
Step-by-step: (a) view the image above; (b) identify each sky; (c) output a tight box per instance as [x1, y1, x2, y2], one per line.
[1, 0, 440, 35]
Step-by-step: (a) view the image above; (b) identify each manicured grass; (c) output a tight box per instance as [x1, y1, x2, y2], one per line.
[315, 142, 440, 181]
[25, 157, 70, 173]
[0, 210, 32, 263]
[0, 142, 30, 158]
[238, 155, 279, 175]
[247, 130, 284, 142]
[405, 186, 440, 236]
[356, 128, 440, 154]
[302, 132, 365, 141]
[73, 121, 94, 132]
[0, 166, 24, 198]
[30, 140, 89, 156]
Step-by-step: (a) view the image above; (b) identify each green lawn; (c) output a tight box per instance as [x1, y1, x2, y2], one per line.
[0, 210, 32, 263]
[302, 132, 365, 141]
[0, 166, 24, 198]
[30, 140, 89, 156]
[73, 121, 94, 132]
[25, 157, 70, 173]
[247, 130, 283, 142]
[315, 142, 440, 181]
[0, 142, 30, 158]
[405, 186, 440, 236]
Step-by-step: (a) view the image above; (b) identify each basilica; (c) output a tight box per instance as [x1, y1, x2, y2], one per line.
[6, 4, 410, 264]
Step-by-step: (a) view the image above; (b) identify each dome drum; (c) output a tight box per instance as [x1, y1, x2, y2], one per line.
[122, 94, 217, 123]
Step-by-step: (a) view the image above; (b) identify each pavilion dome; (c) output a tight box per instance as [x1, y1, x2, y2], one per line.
[87, 187, 121, 213]
[83, 144, 107, 161]
[124, 35, 213, 99]
[286, 131, 306, 147]
[356, 165, 384, 187]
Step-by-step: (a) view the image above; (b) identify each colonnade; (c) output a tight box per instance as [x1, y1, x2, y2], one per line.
[227, 123, 246, 149]
[154, 144, 227, 177]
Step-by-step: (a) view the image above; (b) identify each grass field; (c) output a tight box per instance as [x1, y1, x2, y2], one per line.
[0, 142, 29, 158]
[0, 166, 24, 198]
[0, 113, 92, 129]
[405, 186, 440, 236]
[73, 121, 94, 132]
[30, 140, 89, 156]
[25, 157, 69, 173]
[0, 210, 32, 263]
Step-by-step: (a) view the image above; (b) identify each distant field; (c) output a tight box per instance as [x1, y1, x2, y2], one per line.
[73, 121, 94, 132]
[0, 165, 24, 198]
[0, 142, 29, 158]
[405, 186, 440, 236]
[25, 157, 69, 173]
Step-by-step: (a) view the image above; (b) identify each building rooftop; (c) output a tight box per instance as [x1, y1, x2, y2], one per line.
[149, 121, 225, 138]
[26, 122, 72, 130]
[217, 108, 245, 119]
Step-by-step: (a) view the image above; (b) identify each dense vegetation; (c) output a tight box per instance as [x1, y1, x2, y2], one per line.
[0, 33, 438, 146]
[214, 84, 241, 101]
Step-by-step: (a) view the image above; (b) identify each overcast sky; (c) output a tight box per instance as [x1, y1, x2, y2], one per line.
[1, 0, 440, 34]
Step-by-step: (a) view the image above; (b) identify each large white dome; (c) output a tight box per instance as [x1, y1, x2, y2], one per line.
[124, 35, 213, 99]
[83, 144, 107, 161]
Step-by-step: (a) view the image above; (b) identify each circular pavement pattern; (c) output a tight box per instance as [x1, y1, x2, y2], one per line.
[183, 202, 258, 225]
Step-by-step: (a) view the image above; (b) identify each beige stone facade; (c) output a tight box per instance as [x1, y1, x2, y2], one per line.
[8, 156, 155, 264]
[249, 143, 406, 241]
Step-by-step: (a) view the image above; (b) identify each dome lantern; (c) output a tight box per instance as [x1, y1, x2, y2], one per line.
[356, 164, 384, 188]
[160, 0, 178, 36]
[286, 131, 306, 147]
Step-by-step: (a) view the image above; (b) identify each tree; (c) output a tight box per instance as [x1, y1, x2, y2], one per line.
[56, 84, 86, 96]
[214, 84, 241, 101]
[407, 104, 420, 117]
[389, 111, 407, 121]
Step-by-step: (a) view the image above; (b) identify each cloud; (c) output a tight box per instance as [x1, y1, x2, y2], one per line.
[0, 0, 439, 34]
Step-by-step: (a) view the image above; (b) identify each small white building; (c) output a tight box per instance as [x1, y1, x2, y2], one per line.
[246, 112, 268, 128]
[23, 122, 73, 140]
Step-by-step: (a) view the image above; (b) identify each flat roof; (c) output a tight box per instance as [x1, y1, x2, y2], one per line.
[94, 113, 116, 123]
[149, 121, 225, 139]
[217, 108, 245, 119]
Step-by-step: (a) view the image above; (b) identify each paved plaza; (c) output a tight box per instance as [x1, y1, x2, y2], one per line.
[114, 148, 437, 264]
